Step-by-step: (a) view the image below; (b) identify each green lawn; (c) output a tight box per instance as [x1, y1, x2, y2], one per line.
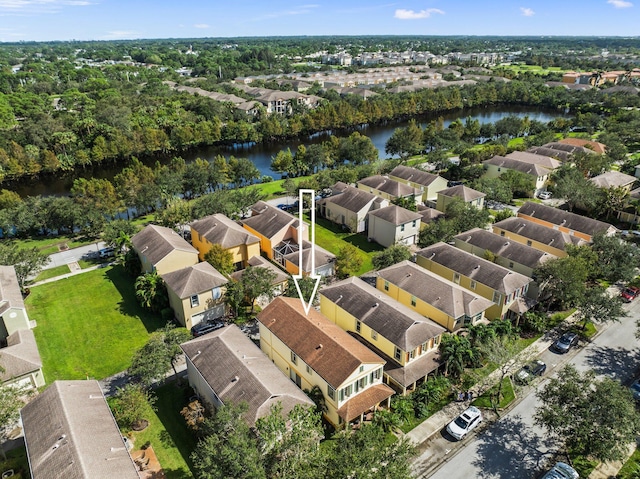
[129, 382, 197, 479]
[472, 376, 515, 409]
[0, 446, 29, 479]
[248, 176, 313, 200]
[26, 265, 165, 381]
[10, 235, 95, 256]
[616, 446, 640, 479]
[31, 264, 70, 282]
[306, 214, 384, 275]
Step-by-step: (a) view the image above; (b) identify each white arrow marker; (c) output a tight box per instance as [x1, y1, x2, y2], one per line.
[293, 189, 321, 315]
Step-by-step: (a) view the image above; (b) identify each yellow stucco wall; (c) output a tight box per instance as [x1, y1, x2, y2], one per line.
[191, 229, 261, 267]
[415, 255, 505, 320]
[436, 194, 484, 213]
[258, 322, 385, 427]
[140, 250, 198, 276]
[167, 286, 226, 329]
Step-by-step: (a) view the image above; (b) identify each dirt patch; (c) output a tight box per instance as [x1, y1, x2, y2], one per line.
[57, 243, 69, 251]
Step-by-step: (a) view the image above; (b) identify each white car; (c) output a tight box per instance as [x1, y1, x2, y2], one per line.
[541, 462, 578, 479]
[538, 191, 552, 200]
[446, 406, 482, 440]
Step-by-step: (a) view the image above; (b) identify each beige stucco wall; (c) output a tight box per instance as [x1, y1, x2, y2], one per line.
[1, 308, 30, 337]
[367, 215, 420, 248]
[167, 286, 226, 329]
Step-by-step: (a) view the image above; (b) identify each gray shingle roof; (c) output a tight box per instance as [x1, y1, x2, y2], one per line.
[0, 329, 41, 382]
[367, 205, 422, 226]
[453, 228, 556, 270]
[0, 265, 25, 311]
[357, 175, 421, 198]
[162, 262, 228, 299]
[320, 277, 445, 351]
[241, 201, 299, 239]
[21, 380, 139, 479]
[191, 214, 259, 249]
[416, 243, 532, 294]
[131, 224, 198, 267]
[492, 216, 585, 250]
[230, 256, 289, 285]
[376, 261, 494, 318]
[283, 242, 335, 270]
[437, 185, 486, 201]
[320, 185, 379, 213]
[541, 141, 596, 156]
[417, 205, 444, 223]
[181, 325, 314, 427]
[518, 202, 616, 237]
[590, 171, 636, 189]
[505, 151, 562, 169]
[483, 155, 551, 176]
[257, 297, 385, 388]
[526, 146, 573, 162]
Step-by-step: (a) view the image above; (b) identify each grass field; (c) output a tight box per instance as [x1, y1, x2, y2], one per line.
[472, 376, 515, 409]
[129, 382, 197, 479]
[16, 235, 95, 256]
[306, 214, 384, 275]
[26, 265, 164, 381]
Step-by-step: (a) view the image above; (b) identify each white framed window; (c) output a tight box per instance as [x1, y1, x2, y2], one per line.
[384, 281, 389, 291]
[453, 273, 460, 284]
[327, 385, 335, 400]
[211, 287, 221, 300]
[470, 280, 477, 290]
[356, 320, 361, 332]
[291, 351, 298, 365]
[394, 347, 402, 361]
[411, 296, 417, 306]
[371, 330, 378, 340]
[492, 291, 502, 304]
[190, 295, 199, 307]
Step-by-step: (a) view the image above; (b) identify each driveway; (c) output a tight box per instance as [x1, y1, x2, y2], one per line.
[43, 241, 106, 269]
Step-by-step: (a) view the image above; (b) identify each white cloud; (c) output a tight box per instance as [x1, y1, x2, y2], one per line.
[394, 8, 444, 19]
[194, 23, 209, 29]
[520, 7, 535, 16]
[0, 0, 92, 13]
[608, 0, 632, 7]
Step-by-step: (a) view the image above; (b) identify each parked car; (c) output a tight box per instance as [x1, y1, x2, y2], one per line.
[551, 332, 579, 354]
[541, 462, 579, 479]
[538, 191, 552, 200]
[515, 360, 547, 384]
[191, 320, 225, 337]
[630, 378, 640, 402]
[621, 286, 640, 303]
[98, 247, 115, 259]
[446, 406, 482, 441]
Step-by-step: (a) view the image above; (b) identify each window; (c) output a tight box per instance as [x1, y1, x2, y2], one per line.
[492, 291, 502, 304]
[409, 349, 415, 360]
[526, 240, 532, 247]
[401, 224, 405, 232]
[359, 377, 367, 388]
[327, 385, 335, 400]
[411, 296, 417, 307]
[384, 281, 389, 291]
[291, 351, 298, 365]
[306, 365, 311, 375]
[394, 347, 402, 361]
[355, 320, 362, 333]
[412, 220, 417, 228]
[509, 262, 514, 269]
[453, 273, 460, 284]
[500, 231, 505, 237]
[374, 368, 382, 380]
[211, 287, 221, 300]
[470, 280, 476, 290]
[190, 295, 199, 307]
[345, 384, 353, 397]
[359, 365, 364, 373]
[371, 330, 378, 340]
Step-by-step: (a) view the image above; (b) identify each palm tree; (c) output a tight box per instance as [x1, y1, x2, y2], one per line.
[439, 334, 476, 378]
[134, 272, 168, 312]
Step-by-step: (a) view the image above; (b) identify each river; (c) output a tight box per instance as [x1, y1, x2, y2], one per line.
[10, 106, 568, 198]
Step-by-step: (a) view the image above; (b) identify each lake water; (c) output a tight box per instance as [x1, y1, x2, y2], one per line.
[9, 105, 568, 198]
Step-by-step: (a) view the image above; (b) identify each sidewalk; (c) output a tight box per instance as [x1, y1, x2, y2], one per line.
[29, 262, 110, 287]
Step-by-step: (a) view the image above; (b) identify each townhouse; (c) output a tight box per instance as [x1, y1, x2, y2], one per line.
[131, 224, 199, 275]
[388, 165, 448, 202]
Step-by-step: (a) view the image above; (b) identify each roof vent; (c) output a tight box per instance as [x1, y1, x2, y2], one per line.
[372, 302, 379, 308]
[232, 376, 239, 382]
[474, 265, 480, 270]
[316, 344, 323, 350]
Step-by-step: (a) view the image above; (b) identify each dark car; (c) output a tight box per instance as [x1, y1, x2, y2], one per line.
[630, 378, 640, 402]
[551, 332, 579, 354]
[191, 320, 224, 337]
[515, 360, 547, 384]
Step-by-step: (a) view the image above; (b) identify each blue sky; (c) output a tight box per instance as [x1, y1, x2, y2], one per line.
[0, 0, 638, 42]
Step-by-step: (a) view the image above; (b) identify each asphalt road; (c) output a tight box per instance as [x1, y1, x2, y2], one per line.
[42, 241, 106, 269]
[418, 300, 640, 479]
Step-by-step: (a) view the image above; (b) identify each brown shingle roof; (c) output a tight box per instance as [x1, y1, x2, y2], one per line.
[376, 261, 494, 318]
[162, 262, 228, 299]
[241, 201, 298, 239]
[21, 380, 139, 479]
[517, 202, 616, 237]
[0, 329, 41, 382]
[131, 224, 197, 267]
[257, 297, 385, 388]
[320, 277, 445, 350]
[416, 243, 532, 295]
[492, 216, 585, 250]
[181, 325, 313, 427]
[453, 228, 556, 270]
[437, 185, 485, 202]
[0, 265, 25, 311]
[191, 214, 259, 249]
[357, 175, 420, 198]
[559, 137, 606, 154]
[367, 205, 422, 226]
[337, 383, 394, 422]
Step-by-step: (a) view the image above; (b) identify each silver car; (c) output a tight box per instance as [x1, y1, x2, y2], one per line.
[541, 462, 578, 479]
